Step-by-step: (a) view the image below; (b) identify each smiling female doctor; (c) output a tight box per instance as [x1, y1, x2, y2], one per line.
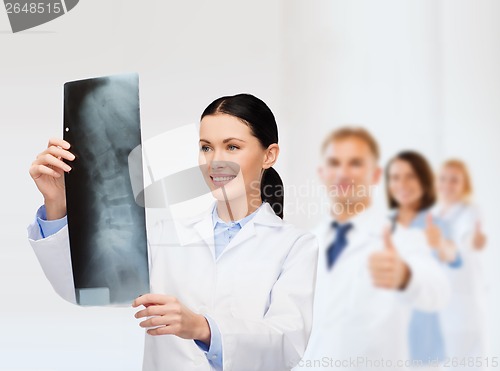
[27, 93, 319, 371]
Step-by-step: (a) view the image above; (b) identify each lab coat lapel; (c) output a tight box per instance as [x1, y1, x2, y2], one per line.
[192, 216, 216, 251]
[223, 221, 256, 253]
[173, 206, 215, 257]
[345, 207, 386, 254]
[219, 202, 283, 256]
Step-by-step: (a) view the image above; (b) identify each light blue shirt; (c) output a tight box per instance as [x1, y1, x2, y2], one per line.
[391, 208, 461, 364]
[36, 202, 263, 371]
[211, 202, 262, 259]
[35, 205, 67, 238]
[409, 210, 462, 268]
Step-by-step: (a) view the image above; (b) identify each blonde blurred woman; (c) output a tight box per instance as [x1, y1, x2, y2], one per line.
[434, 159, 488, 370]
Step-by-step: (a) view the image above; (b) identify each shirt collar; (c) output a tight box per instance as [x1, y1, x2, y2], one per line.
[319, 203, 387, 238]
[327, 204, 377, 230]
[434, 201, 468, 220]
[389, 208, 430, 229]
[211, 201, 265, 229]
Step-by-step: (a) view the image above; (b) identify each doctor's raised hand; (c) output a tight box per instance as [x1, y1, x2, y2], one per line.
[424, 214, 443, 249]
[28, 137, 74, 220]
[472, 221, 487, 250]
[425, 213, 459, 262]
[369, 227, 411, 290]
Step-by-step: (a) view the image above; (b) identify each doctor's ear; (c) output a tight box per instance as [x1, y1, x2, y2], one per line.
[262, 143, 279, 170]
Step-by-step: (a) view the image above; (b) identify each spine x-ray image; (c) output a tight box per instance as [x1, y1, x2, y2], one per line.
[63, 73, 149, 306]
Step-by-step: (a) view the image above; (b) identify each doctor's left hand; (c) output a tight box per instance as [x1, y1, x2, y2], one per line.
[133, 294, 211, 344]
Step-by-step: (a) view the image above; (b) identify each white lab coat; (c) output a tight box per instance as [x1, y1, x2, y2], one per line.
[27, 201, 319, 371]
[294, 207, 450, 371]
[433, 202, 488, 368]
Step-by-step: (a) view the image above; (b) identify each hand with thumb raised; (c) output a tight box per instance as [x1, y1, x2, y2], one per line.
[425, 213, 442, 249]
[383, 225, 396, 251]
[472, 220, 487, 250]
[369, 226, 411, 290]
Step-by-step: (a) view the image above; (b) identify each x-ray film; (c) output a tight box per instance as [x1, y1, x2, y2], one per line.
[63, 73, 149, 306]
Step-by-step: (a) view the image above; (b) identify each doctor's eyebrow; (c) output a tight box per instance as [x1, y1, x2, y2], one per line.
[199, 138, 247, 144]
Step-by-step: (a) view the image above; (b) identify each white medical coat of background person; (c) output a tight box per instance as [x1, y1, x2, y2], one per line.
[433, 202, 488, 368]
[27, 201, 319, 371]
[294, 206, 451, 371]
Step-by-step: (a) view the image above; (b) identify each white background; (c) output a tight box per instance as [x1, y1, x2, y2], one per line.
[0, 0, 499, 370]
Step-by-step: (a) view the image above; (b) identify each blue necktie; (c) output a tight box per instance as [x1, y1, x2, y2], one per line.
[326, 221, 353, 269]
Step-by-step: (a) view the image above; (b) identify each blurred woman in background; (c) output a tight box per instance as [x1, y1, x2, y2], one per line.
[435, 159, 487, 370]
[386, 151, 460, 370]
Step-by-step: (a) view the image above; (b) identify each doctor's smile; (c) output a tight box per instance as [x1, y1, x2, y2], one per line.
[209, 173, 238, 187]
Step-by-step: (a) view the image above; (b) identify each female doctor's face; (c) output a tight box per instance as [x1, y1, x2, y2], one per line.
[388, 159, 424, 210]
[198, 113, 274, 204]
[437, 165, 466, 204]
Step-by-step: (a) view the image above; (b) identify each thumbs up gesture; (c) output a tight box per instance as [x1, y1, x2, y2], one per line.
[425, 213, 442, 249]
[369, 227, 411, 290]
[472, 221, 487, 250]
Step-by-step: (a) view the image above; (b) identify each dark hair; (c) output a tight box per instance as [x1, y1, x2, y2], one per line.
[385, 151, 436, 211]
[201, 93, 284, 219]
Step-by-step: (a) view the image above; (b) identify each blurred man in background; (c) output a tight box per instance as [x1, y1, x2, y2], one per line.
[295, 127, 450, 371]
